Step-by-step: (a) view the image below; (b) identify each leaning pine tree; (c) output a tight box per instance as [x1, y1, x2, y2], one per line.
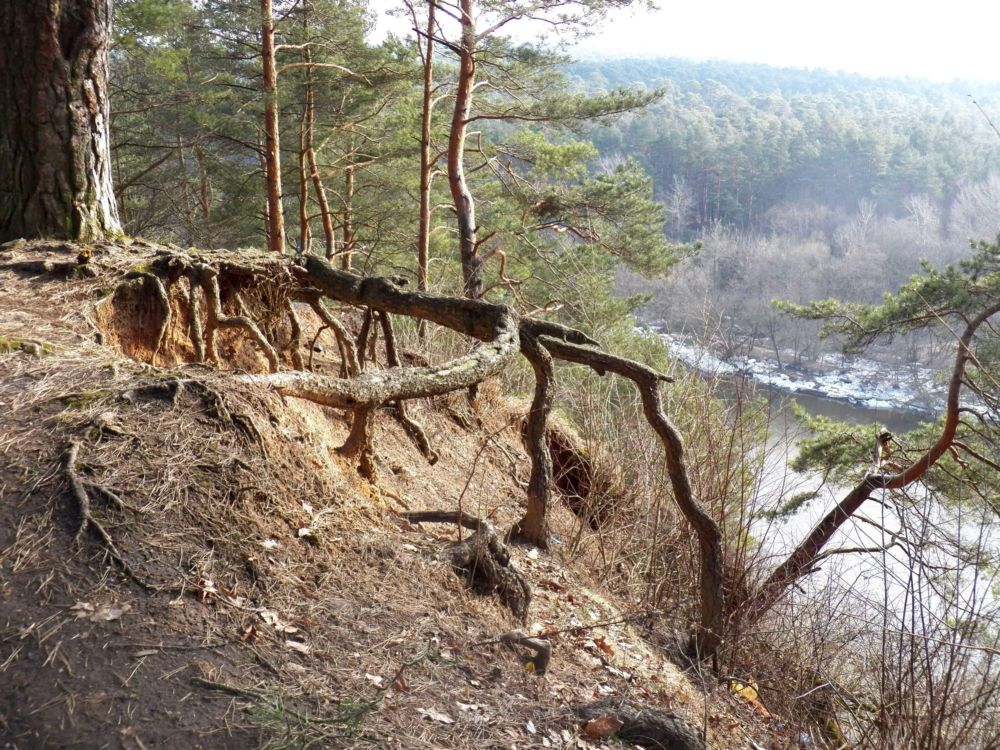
[0, 0, 121, 242]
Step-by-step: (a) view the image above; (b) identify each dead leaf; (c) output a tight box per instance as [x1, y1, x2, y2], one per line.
[365, 673, 385, 688]
[584, 716, 623, 740]
[72, 601, 131, 622]
[392, 675, 408, 692]
[284, 640, 310, 654]
[417, 707, 454, 724]
[259, 609, 298, 634]
[594, 636, 615, 657]
[525, 719, 537, 734]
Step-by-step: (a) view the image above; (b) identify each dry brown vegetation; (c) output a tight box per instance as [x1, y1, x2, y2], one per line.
[0, 240, 792, 749]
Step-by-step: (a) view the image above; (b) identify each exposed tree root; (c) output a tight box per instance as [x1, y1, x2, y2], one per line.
[47, 246, 725, 656]
[533, 333, 724, 659]
[402, 510, 530, 621]
[338, 405, 376, 479]
[499, 629, 552, 674]
[185, 271, 206, 362]
[507, 331, 554, 548]
[64, 440, 152, 591]
[194, 264, 279, 372]
[299, 293, 359, 376]
[357, 307, 375, 370]
[574, 700, 705, 750]
[122, 271, 172, 366]
[284, 299, 305, 370]
[380, 312, 438, 464]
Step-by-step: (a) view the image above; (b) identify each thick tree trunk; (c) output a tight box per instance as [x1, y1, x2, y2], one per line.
[0, 0, 122, 243]
[447, 0, 482, 299]
[260, 0, 285, 254]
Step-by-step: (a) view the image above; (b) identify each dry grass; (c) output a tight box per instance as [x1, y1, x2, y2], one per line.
[0, 240, 778, 749]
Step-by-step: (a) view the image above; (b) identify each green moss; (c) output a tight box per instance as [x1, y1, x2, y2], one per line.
[60, 390, 112, 409]
[0, 336, 56, 355]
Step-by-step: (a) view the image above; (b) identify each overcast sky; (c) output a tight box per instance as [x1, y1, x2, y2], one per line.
[371, 0, 1000, 82]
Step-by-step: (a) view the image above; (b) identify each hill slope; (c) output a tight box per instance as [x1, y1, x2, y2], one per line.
[0, 240, 775, 749]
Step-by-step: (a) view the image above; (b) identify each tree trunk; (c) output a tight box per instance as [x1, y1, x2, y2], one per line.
[447, 0, 482, 299]
[342, 166, 354, 271]
[260, 0, 285, 254]
[416, 0, 436, 336]
[0, 0, 122, 243]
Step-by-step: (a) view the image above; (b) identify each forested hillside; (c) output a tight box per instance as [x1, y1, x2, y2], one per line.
[568, 58, 1000, 363]
[575, 58, 1000, 234]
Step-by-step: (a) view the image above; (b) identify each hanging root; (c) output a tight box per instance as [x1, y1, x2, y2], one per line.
[65, 440, 151, 590]
[356, 307, 375, 370]
[284, 299, 305, 370]
[337, 405, 376, 479]
[300, 292, 359, 376]
[379, 312, 438, 464]
[507, 330, 554, 548]
[185, 271, 206, 362]
[402, 511, 530, 621]
[123, 271, 172, 366]
[194, 263, 280, 372]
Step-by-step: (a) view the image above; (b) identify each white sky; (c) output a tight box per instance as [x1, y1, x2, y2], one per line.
[371, 0, 1000, 83]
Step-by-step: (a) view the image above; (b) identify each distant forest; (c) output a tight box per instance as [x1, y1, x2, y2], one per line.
[573, 59, 1000, 362]
[573, 58, 1000, 238]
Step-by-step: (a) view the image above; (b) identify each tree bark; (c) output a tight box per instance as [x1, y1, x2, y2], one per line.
[0, 0, 122, 242]
[509, 332, 554, 548]
[447, 0, 482, 298]
[303, 78, 335, 258]
[260, 0, 285, 253]
[342, 166, 355, 270]
[416, 0, 436, 333]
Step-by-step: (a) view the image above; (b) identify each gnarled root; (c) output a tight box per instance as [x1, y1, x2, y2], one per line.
[499, 630, 552, 674]
[194, 263, 279, 372]
[574, 700, 705, 750]
[380, 312, 438, 464]
[403, 511, 530, 621]
[338, 405, 376, 479]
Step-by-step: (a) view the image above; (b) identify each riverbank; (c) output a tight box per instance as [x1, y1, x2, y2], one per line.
[649, 327, 944, 416]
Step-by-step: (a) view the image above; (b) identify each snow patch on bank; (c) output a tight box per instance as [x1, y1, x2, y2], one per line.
[645, 327, 944, 415]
